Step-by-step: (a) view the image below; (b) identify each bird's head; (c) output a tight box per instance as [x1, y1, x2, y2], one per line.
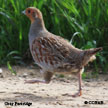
[22, 7, 43, 23]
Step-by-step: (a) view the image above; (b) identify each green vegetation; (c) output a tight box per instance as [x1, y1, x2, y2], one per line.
[0, 0, 108, 73]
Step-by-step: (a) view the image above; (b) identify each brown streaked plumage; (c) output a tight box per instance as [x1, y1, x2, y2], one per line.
[22, 7, 102, 97]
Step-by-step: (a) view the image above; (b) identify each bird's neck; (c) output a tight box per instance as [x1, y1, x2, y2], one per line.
[30, 18, 46, 34]
[29, 18, 46, 48]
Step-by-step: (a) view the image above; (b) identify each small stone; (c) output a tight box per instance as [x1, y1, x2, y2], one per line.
[0, 74, 3, 78]
[0, 68, 3, 73]
[22, 73, 28, 78]
[41, 89, 45, 91]
[29, 72, 34, 76]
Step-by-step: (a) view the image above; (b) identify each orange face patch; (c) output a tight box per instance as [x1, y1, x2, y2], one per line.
[25, 7, 42, 23]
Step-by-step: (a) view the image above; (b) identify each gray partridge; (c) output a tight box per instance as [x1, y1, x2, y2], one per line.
[22, 7, 102, 97]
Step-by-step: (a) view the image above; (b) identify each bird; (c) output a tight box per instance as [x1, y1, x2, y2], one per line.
[22, 7, 102, 97]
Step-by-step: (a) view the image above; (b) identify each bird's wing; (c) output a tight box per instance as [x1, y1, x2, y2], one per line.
[31, 35, 72, 68]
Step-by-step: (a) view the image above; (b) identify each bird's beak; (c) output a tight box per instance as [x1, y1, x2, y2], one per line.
[22, 10, 26, 15]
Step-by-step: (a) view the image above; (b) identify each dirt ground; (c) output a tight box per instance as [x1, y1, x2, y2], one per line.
[0, 66, 108, 108]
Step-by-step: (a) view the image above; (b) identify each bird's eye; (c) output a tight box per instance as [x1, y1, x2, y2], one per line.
[28, 10, 31, 13]
[32, 12, 36, 18]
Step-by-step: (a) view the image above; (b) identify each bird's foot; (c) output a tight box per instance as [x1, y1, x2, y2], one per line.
[63, 90, 82, 97]
[71, 90, 82, 97]
[24, 79, 46, 84]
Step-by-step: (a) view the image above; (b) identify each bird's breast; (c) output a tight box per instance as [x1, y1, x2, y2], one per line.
[31, 38, 61, 71]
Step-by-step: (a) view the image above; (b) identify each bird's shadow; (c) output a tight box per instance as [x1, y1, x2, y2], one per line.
[0, 91, 75, 103]
[0, 92, 57, 102]
[0, 91, 74, 103]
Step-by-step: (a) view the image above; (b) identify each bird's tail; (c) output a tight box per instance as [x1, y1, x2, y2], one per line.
[82, 47, 102, 65]
[84, 47, 102, 55]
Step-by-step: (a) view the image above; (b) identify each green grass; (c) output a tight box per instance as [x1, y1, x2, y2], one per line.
[0, 0, 108, 73]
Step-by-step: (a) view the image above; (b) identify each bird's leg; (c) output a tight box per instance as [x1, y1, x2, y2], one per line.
[25, 79, 46, 84]
[72, 70, 82, 97]
[78, 70, 82, 96]
[25, 72, 53, 84]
